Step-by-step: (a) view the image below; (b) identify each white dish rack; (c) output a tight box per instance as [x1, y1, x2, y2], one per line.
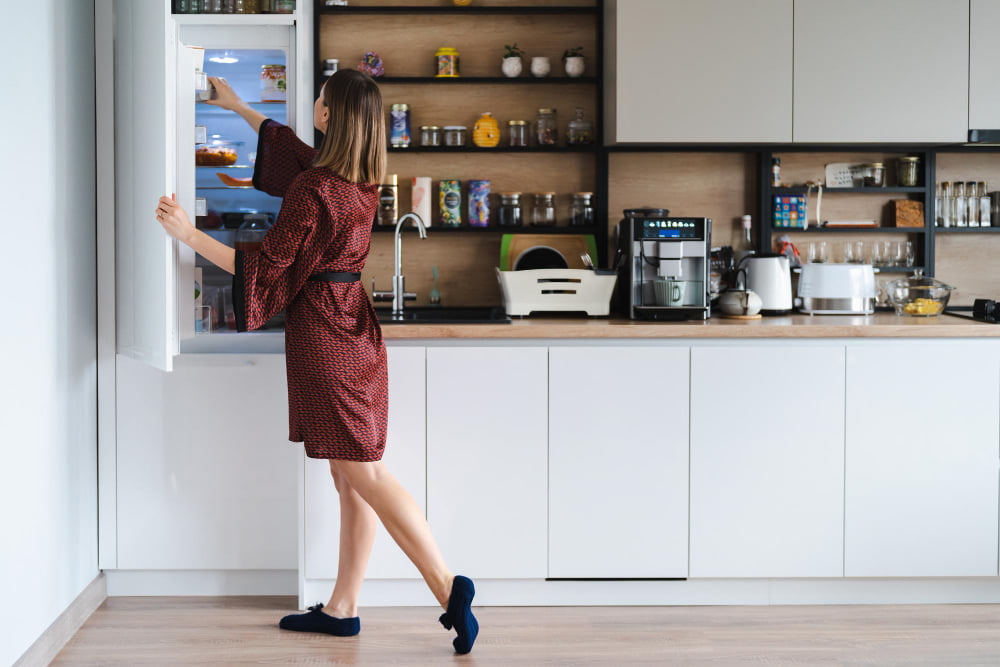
[495, 268, 618, 316]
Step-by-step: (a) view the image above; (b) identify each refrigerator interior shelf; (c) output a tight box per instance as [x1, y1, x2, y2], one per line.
[196, 185, 255, 190]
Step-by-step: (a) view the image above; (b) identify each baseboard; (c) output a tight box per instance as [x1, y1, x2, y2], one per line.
[14, 572, 107, 667]
[105, 569, 297, 596]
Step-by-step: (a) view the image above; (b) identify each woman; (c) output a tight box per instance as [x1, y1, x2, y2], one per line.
[154, 69, 478, 655]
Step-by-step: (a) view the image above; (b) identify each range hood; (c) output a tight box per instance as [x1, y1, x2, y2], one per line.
[967, 129, 1000, 144]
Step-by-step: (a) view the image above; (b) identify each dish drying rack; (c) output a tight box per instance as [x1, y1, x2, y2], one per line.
[495, 268, 618, 316]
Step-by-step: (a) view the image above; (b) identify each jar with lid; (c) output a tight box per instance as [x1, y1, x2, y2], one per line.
[235, 214, 272, 254]
[498, 192, 523, 227]
[321, 58, 339, 76]
[566, 107, 594, 145]
[530, 192, 557, 226]
[896, 156, 920, 187]
[435, 47, 460, 77]
[443, 125, 467, 147]
[260, 64, 286, 102]
[534, 108, 558, 146]
[863, 162, 885, 187]
[569, 192, 594, 227]
[420, 125, 442, 147]
[507, 120, 529, 148]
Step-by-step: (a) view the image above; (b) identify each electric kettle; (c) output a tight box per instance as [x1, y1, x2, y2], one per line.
[738, 254, 792, 315]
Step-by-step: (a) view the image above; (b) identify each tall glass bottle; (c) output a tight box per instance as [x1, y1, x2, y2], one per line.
[940, 181, 952, 227]
[979, 182, 992, 227]
[967, 180, 979, 227]
[934, 182, 942, 227]
[954, 181, 967, 227]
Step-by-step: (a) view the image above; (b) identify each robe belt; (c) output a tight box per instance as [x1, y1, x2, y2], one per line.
[308, 271, 362, 282]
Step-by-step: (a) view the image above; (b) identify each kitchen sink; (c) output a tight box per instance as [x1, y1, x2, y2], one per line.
[375, 306, 512, 324]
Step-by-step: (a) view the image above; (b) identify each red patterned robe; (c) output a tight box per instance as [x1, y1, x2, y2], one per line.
[233, 119, 388, 461]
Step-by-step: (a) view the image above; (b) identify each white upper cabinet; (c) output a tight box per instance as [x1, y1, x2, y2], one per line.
[607, 0, 793, 143]
[970, 0, 1000, 131]
[793, 0, 969, 143]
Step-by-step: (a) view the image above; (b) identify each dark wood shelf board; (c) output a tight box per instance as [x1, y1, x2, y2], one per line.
[773, 226, 927, 233]
[319, 5, 599, 15]
[773, 187, 926, 194]
[934, 227, 1000, 232]
[388, 145, 597, 154]
[372, 225, 597, 233]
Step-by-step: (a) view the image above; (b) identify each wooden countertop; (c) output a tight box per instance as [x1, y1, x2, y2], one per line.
[380, 312, 1000, 339]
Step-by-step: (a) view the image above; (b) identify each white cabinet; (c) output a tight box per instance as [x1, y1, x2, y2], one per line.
[115, 354, 297, 569]
[844, 344, 999, 577]
[548, 347, 689, 578]
[304, 347, 427, 579]
[689, 346, 845, 578]
[793, 0, 968, 142]
[608, 0, 792, 143]
[426, 347, 548, 579]
[970, 0, 1000, 130]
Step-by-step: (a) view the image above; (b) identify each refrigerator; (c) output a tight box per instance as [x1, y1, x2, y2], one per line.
[112, 0, 308, 372]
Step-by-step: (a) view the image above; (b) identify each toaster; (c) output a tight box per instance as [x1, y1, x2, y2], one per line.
[796, 263, 876, 315]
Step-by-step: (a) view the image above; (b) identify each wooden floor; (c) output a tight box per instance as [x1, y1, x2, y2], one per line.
[52, 596, 1000, 665]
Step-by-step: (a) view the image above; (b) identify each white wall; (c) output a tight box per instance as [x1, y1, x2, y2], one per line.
[0, 0, 98, 664]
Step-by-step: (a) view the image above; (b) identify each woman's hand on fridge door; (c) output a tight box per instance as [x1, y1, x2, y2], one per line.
[155, 195, 194, 245]
[205, 76, 242, 111]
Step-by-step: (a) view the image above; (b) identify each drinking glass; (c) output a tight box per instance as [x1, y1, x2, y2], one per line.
[881, 241, 892, 266]
[818, 241, 829, 263]
[807, 242, 817, 263]
[870, 242, 883, 266]
[843, 241, 855, 263]
[892, 241, 905, 267]
[905, 241, 915, 267]
[855, 241, 865, 264]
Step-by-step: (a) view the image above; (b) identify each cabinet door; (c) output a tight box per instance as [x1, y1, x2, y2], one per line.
[427, 347, 548, 579]
[793, 0, 968, 142]
[690, 346, 845, 578]
[845, 344, 999, 577]
[970, 0, 1000, 130]
[610, 0, 792, 143]
[549, 347, 689, 578]
[114, 0, 185, 371]
[116, 354, 297, 569]
[304, 347, 426, 579]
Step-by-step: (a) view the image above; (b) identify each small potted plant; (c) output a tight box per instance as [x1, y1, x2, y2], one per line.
[502, 43, 524, 78]
[563, 46, 585, 78]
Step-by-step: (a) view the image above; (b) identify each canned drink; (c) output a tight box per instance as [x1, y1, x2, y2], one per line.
[390, 103, 411, 148]
[467, 180, 490, 227]
[439, 179, 462, 226]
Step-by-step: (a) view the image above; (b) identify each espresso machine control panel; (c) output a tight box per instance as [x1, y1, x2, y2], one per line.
[617, 216, 712, 321]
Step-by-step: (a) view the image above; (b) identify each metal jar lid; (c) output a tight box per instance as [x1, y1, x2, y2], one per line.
[420, 125, 441, 130]
[508, 120, 528, 126]
[537, 108, 555, 114]
[899, 156, 920, 162]
[443, 125, 467, 131]
[391, 103, 410, 111]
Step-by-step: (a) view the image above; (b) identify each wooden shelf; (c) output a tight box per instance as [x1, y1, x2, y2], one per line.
[319, 6, 599, 15]
[772, 186, 926, 194]
[935, 226, 1000, 232]
[389, 145, 596, 153]
[773, 226, 926, 233]
[367, 76, 597, 84]
[373, 225, 597, 234]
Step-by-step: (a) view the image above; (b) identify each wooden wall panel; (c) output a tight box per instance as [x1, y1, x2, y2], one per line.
[935, 235, 1000, 306]
[607, 152, 757, 250]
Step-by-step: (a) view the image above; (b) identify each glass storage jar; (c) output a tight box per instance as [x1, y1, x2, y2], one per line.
[569, 192, 594, 227]
[863, 162, 885, 187]
[530, 192, 557, 226]
[420, 125, 441, 147]
[896, 156, 920, 187]
[443, 125, 467, 147]
[566, 107, 594, 145]
[507, 120, 529, 147]
[534, 108, 557, 146]
[498, 192, 523, 227]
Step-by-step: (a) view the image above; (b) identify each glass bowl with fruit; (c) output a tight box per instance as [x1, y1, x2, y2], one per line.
[886, 270, 954, 317]
[195, 135, 244, 166]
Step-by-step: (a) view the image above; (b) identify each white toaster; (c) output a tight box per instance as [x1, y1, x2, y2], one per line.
[796, 263, 876, 315]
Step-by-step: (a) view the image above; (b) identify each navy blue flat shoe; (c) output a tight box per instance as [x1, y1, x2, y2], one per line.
[278, 602, 360, 636]
[439, 574, 479, 654]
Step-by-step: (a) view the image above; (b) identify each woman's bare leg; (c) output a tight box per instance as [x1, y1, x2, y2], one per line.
[324, 464, 378, 617]
[330, 459, 454, 608]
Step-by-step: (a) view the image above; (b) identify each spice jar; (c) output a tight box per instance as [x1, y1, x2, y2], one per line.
[896, 156, 920, 187]
[530, 192, 556, 226]
[260, 64, 286, 102]
[535, 108, 558, 146]
[566, 107, 594, 145]
[498, 192, 523, 227]
[508, 120, 529, 147]
[443, 125, 467, 147]
[435, 47, 460, 77]
[420, 125, 441, 147]
[321, 58, 338, 76]
[569, 192, 594, 227]
[863, 162, 885, 187]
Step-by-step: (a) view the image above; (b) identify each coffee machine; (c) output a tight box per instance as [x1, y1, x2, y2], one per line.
[615, 209, 712, 321]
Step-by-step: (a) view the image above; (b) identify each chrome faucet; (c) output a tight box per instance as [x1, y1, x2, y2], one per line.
[372, 212, 428, 318]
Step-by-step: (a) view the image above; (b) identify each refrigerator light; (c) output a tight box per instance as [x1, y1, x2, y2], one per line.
[209, 51, 239, 64]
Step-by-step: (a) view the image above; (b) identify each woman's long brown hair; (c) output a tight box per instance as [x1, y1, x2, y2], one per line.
[313, 70, 387, 184]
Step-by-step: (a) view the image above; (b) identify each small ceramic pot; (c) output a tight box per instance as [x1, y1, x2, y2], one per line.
[501, 56, 522, 78]
[530, 56, 551, 78]
[564, 56, 585, 78]
[718, 289, 763, 316]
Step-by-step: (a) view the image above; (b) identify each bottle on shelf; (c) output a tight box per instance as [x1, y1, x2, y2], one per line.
[979, 182, 991, 227]
[967, 180, 979, 227]
[939, 181, 952, 227]
[377, 174, 398, 227]
[771, 157, 781, 187]
[736, 214, 755, 263]
[954, 181, 967, 227]
[934, 182, 942, 227]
